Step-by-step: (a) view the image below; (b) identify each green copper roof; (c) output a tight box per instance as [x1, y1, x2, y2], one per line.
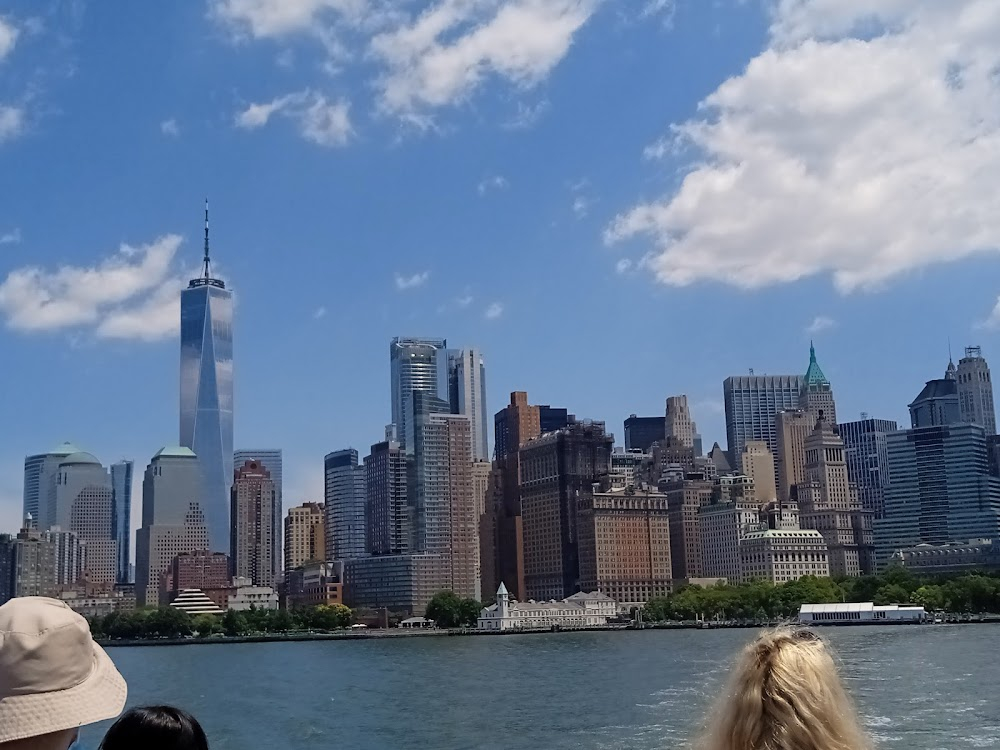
[803, 342, 829, 387]
[153, 446, 197, 459]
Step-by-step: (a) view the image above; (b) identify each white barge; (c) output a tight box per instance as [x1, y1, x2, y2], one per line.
[798, 602, 927, 625]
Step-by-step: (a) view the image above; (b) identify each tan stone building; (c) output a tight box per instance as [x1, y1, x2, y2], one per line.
[776, 410, 812, 501]
[577, 483, 671, 607]
[741, 441, 777, 504]
[739, 528, 830, 583]
[230, 459, 278, 587]
[699, 496, 761, 582]
[135, 447, 211, 607]
[665, 395, 696, 449]
[284, 502, 326, 571]
[797, 414, 875, 576]
[663, 477, 714, 580]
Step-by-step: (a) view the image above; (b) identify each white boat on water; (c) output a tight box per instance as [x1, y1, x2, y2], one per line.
[798, 602, 927, 625]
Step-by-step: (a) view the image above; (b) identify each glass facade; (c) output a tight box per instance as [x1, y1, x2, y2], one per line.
[724, 375, 804, 472]
[180, 279, 234, 554]
[389, 337, 447, 452]
[110, 460, 133, 583]
[324, 449, 367, 560]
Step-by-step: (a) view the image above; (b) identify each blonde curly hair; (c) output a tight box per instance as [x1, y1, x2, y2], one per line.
[696, 628, 872, 750]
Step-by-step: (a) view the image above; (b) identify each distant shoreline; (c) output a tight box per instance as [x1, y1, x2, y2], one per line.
[97, 616, 1000, 648]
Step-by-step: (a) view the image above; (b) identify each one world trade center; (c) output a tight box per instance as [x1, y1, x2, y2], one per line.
[180, 202, 234, 554]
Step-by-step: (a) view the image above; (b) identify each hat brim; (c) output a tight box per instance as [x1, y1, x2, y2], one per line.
[0, 641, 127, 743]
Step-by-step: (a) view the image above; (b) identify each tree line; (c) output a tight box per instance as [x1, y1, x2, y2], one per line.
[642, 568, 1000, 622]
[89, 603, 354, 640]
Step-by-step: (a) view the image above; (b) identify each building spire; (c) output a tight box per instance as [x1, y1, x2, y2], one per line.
[203, 198, 211, 281]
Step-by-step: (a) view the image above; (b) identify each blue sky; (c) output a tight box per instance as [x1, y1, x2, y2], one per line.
[2, 0, 1000, 536]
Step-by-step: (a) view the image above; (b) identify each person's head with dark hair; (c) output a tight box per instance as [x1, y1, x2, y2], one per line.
[100, 706, 208, 750]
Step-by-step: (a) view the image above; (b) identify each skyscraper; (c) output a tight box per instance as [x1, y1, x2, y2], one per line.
[110, 460, 133, 584]
[665, 396, 696, 449]
[324, 449, 367, 560]
[909, 368, 960, 427]
[874, 370, 1000, 566]
[389, 337, 447, 452]
[775, 410, 812, 501]
[519, 419, 613, 601]
[180, 203, 234, 555]
[23, 442, 78, 528]
[797, 414, 874, 576]
[957, 346, 996, 435]
[284, 503, 326, 571]
[411, 392, 479, 599]
[740, 441, 777, 504]
[135, 447, 211, 607]
[48, 451, 116, 584]
[230, 459, 277, 587]
[624, 415, 666, 452]
[877, 422, 1000, 566]
[724, 375, 804, 472]
[444, 348, 490, 461]
[799, 343, 837, 424]
[489, 392, 570, 600]
[839, 417, 899, 519]
[234, 450, 282, 581]
[365, 440, 409, 556]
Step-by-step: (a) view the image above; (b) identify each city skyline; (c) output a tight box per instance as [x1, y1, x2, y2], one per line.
[4, 1, 1000, 542]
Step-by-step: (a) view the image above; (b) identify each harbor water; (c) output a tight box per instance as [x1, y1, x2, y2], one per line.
[84, 625, 1000, 749]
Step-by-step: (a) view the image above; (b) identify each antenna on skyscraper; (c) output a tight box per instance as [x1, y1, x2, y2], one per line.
[203, 198, 211, 280]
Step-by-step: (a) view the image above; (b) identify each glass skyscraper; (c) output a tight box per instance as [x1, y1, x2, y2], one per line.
[444, 348, 490, 461]
[389, 337, 447, 452]
[724, 374, 804, 471]
[110, 460, 133, 583]
[180, 205, 234, 554]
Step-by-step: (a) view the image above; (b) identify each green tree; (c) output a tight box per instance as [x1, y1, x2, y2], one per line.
[426, 591, 466, 627]
[222, 609, 249, 637]
[193, 615, 221, 637]
[271, 608, 294, 632]
[873, 584, 911, 605]
[910, 585, 945, 611]
[457, 598, 482, 627]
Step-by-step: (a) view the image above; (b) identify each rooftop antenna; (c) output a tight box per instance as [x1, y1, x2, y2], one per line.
[203, 198, 211, 280]
[948, 337, 953, 365]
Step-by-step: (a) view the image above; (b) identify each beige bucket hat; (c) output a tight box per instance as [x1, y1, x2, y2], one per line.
[0, 596, 127, 743]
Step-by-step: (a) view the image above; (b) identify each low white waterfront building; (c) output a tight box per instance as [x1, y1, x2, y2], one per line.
[799, 602, 926, 625]
[227, 577, 279, 611]
[478, 582, 616, 632]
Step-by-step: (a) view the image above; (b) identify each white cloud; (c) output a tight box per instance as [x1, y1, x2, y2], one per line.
[0, 105, 23, 143]
[456, 293, 474, 307]
[978, 297, 1000, 330]
[96, 278, 183, 342]
[395, 270, 429, 290]
[235, 90, 352, 146]
[503, 99, 550, 130]
[477, 175, 509, 195]
[572, 195, 591, 218]
[235, 92, 306, 129]
[0, 17, 19, 61]
[160, 118, 180, 137]
[299, 95, 352, 146]
[607, 1, 1000, 293]
[805, 315, 836, 334]
[485, 301, 504, 320]
[211, 0, 368, 39]
[641, 0, 675, 27]
[371, 0, 598, 117]
[0, 235, 185, 341]
[615, 258, 633, 274]
[0, 228, 20, 245]
[314, 305, 327, 318]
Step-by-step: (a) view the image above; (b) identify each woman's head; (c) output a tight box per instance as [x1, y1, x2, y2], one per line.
[698, 628, 871, 750]
[100, 707, 208, 750]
